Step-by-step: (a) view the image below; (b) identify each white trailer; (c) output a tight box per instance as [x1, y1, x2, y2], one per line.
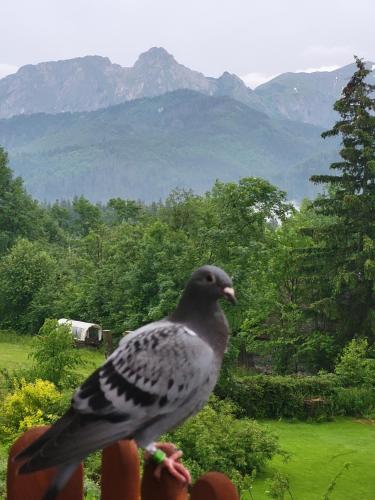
[58, 318, 103, 345]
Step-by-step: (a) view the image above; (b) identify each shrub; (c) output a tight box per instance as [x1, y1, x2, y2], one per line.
[30, 318, 84, 388]
[335, 338, 375, 387]
[265, 471, 294, 500]
[0, 379, 64, 443]
[333, 386, 375, 417]
[0, 366, 43, 395]
[164, 396, 285, 493]
[216, 373, 337, 420]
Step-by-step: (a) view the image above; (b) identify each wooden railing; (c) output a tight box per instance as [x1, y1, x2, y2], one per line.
[7, 426, 239, 499]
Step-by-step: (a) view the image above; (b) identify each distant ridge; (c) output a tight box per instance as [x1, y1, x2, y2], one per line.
[0, 90, 336, 203]
[0, 47, 265, 119]
[255, 61, 375, 127]
[0, 48, 373, 126]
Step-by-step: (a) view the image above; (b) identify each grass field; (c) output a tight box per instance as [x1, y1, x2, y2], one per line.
[0, 330, 105, 379]
[249, 418, 375, 499]
[1, 332, 375, 499]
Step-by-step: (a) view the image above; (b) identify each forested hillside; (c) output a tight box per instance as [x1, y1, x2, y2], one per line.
[0, 90, 336, 202]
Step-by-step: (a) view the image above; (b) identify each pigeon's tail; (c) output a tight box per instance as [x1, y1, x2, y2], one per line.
[42, 463, 79, 500]
[16, 404, 135, 476]
[15, 409, 76, 465]
[15, 407, 134, 498]
[42, 462, 79, 500]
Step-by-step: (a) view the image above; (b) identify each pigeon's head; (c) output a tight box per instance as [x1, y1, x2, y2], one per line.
[188, 265, 236, 304]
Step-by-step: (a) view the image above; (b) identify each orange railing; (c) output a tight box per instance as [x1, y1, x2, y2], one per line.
[7, 426, 239, 499]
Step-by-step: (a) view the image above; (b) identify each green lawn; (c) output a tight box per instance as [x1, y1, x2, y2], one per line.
[0, 332, 34, 372]
[0, 331, 105, 380]
[250, 418, 375, 500]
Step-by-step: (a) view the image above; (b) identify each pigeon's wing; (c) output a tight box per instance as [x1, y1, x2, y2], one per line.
[18, 321, 214, 473]
[74, 321, 214, 417]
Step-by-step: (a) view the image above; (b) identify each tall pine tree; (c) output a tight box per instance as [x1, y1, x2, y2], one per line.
[309, 57, 375, 346]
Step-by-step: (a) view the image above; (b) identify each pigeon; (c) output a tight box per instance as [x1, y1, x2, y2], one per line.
[15, 265, 236, 500]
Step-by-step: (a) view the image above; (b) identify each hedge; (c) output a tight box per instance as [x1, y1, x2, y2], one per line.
[216, 373, 375, 419]
[216, 374, 338, 420]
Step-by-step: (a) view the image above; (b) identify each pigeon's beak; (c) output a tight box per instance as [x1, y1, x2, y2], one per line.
[223, 287, 236, 305]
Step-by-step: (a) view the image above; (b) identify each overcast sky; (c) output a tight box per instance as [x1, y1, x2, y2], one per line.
[1, 0, 374, 87]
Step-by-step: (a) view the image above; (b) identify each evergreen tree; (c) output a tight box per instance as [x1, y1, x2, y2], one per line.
[308, 57, 375, 345]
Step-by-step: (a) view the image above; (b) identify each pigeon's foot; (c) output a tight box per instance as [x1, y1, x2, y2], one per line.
[152, 442, 191, 484]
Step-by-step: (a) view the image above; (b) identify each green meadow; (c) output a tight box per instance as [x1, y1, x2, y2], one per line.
[0, 331, 105, 379]
[251, 419, 375, 499]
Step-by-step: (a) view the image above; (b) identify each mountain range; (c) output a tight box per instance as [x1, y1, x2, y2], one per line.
[0, 47, 372, 202]
[2, 48, 373, 127]
[0, 48, 266, 119]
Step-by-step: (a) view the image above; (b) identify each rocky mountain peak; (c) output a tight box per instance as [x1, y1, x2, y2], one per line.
[217, 71, 253, 91]
[218, 71, 243, 83]
[134, 47, 177, 68]
[214, 70, 266, 113]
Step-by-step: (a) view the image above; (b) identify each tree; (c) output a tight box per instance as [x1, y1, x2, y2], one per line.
[308, 57, 375, 346]
[240, 202, 339, 373]
[72, 196, 102, 236]
[0, 239, 56, 331]
[0, 147, 44, 253]
[334, 338, 375, 387]
[30, 319, 83, 388]
[203, 178, 293, 333]
[98, 220, 198, 331]
[107, 198, 143, 224]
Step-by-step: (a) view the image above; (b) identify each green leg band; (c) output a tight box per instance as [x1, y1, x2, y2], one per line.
[152, 449, 167, 464]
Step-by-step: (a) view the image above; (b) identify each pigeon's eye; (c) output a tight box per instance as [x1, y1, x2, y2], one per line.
[205, 273, 214, 283]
